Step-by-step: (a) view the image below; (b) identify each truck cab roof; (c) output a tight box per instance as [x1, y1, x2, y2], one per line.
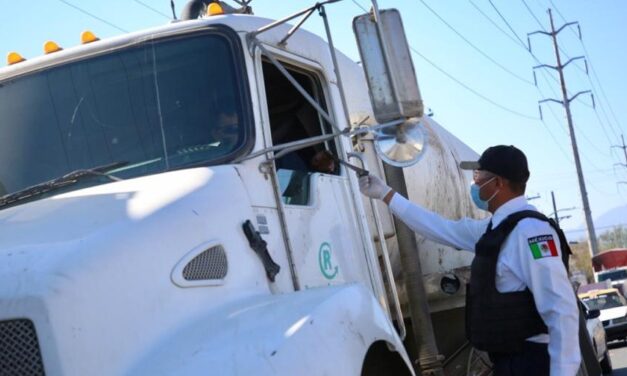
[1, 14, 338, 82]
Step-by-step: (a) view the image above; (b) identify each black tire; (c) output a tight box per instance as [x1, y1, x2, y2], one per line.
[600, 349, 613, 375]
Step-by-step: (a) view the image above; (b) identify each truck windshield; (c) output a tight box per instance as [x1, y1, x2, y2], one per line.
[0, 30, 250, 201]
[598, 269, 627, 282]
[582, 292, 625, 310]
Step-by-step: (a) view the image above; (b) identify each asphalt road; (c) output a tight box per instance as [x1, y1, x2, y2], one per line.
[608, 341, 627, 375]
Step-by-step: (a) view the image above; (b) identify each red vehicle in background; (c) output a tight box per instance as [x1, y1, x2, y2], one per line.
[592, 249, 627, 297]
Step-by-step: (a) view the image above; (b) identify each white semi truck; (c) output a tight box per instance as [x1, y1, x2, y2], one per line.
[0, 1, 485, 375]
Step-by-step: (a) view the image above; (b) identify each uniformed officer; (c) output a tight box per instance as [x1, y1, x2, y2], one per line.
[359, 145, 580, 376]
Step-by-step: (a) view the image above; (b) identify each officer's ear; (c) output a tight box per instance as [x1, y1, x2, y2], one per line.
[495, 176, 507, 190]
[497, 176, 517, 194]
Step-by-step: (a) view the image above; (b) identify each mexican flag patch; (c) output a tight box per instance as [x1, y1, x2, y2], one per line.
[528, 235, 558, 259]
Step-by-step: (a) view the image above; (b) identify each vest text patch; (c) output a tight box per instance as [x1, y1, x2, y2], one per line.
[528, 235, 558, 259]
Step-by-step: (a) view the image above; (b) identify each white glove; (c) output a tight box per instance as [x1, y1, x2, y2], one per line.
[359, 174, 392, 200]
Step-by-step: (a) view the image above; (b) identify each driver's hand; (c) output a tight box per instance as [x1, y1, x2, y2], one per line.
[358, 175, 392, 200]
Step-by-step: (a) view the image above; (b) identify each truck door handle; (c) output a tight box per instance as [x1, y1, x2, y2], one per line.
[242, 220, 281, 282]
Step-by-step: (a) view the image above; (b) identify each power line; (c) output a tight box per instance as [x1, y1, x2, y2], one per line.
[521, 0, 587, 77]
[350, 0, 537, 120]
[420, 0, 615, 167]
[472, 0, 579, 109]
[479, 0, 563, 86]
[535, 73, 568, 133]
[575, 122, 613, 158]
[486, 0, 528, 49]
[546, 1, 624, 139]
[567, 223, 627, 234]
[549, 0, 624, 134]
[588, 69, 622, 138]
[525, 1, 602, 122]
[351, 0, 367, 12]
[537, 115, 573, 162]
[582, 101, 618, 155]
[521, 1, 622, 162]
[468, 0, 604, 163]
[357, 0, 619, 189]
[133, 0, 172, 19]
[532, 75, 575, 162]
[477, 1, 565, 99]
[409, 47, 537, 120]
[355, 0, 613, 170]
[548, 1, 580, 39]
[521, 0, 545, 30]
[548, 76, 620, 162]
[534, 167, 618, 179]
[530, 9, 601, 254]
[492, 11, 586, 123]
[474, 0, 594, 127]
[56, 0, 128, 33]
[417, 0, 535, 86]
[581, 45, 624, 137]
[468, 0, 523, 48]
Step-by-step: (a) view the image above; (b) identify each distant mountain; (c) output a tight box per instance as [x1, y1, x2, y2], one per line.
[595, 205, 627, 230]
[565, 205, 627, 241]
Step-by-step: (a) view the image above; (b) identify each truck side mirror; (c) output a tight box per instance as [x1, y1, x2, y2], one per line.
[373, 118, 427, 167]
[353, 8, 423, 122]
[586, 309, 601, 319]
[353, 8, 427, 167]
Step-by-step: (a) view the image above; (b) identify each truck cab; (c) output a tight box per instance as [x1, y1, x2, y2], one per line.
[0, 3, 482, 375]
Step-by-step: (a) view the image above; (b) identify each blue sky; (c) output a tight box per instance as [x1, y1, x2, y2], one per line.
[2, 0, 626, 240]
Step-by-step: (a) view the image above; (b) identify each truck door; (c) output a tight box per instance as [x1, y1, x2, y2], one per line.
[258, 56, 372, 290]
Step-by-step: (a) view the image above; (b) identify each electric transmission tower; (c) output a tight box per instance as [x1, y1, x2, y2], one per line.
[528, 9, 599, 256]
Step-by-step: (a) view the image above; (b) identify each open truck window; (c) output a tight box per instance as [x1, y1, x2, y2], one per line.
[261, 60, 338, 206]
[0, 28, 252, 203]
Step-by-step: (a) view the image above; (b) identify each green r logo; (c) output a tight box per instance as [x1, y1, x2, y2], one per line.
[318, 242, 339, 280]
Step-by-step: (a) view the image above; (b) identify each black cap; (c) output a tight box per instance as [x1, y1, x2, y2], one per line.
[459, 145, 530, 183]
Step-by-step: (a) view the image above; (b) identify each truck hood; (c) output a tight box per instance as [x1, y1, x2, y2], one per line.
[0, 167, 220, 248]
[600, 306, 627, 321]
[0, 166, 272, 375]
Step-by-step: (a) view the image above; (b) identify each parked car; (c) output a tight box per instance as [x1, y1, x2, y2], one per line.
[581, 304, 613, 374]
[580, 288, 627, 344]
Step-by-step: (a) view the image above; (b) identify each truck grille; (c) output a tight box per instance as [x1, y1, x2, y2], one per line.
[613, 316, 627, 324]
[0, 319, 45, 376]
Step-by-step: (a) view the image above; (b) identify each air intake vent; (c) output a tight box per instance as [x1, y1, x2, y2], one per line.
[182, 245, 228, 281]
[0, 319, 45, 376]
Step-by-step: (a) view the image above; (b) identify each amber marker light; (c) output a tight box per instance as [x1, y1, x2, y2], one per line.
[7, 52, 25, 65]
[81, 31, 99, 44]
[44, 41, 63, 54]
[207, 2, 225, 16]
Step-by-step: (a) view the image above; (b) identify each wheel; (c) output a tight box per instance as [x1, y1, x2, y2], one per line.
[600, 349, 613, 375]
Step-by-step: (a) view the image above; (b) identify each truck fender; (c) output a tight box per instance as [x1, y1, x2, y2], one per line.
[126, 284, 413, 375]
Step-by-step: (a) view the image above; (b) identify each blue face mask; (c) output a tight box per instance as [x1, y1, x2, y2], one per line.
[470, 177, 498, 211]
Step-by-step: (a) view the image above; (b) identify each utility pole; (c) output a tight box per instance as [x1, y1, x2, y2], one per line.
[550, 191, 575, 227]
[612, 134, 627, 167]
[551, 191, 559, 224]
[529, 9, 599, 256]
[527, 193, 541, 201]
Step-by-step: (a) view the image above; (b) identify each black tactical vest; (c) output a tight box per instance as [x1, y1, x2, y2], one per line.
[465, 210, 570, 354]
